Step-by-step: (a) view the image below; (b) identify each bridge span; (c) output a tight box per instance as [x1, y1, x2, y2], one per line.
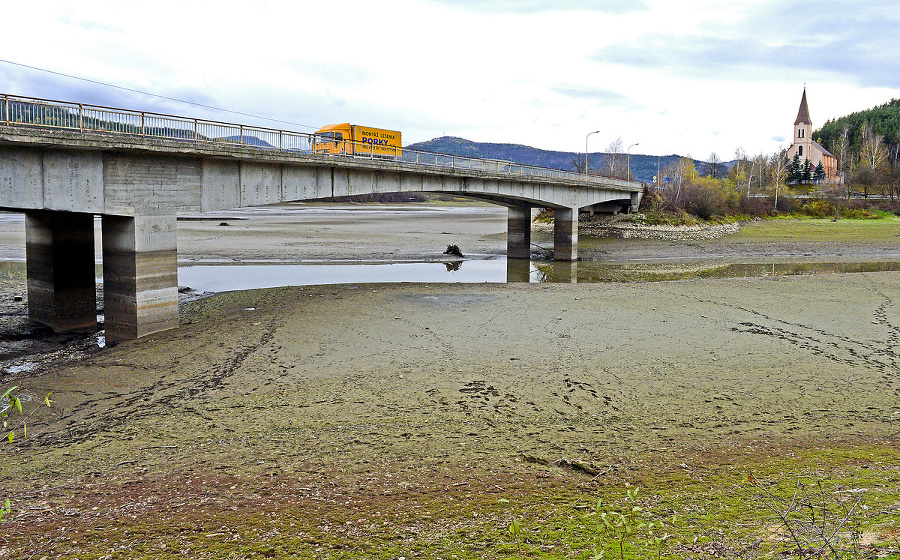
[0, 94, 645, 340]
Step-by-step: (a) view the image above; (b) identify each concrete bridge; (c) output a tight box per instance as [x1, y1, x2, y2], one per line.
[0, 94, 644, 340]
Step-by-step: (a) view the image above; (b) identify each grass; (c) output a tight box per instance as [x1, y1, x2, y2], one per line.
[15, 441, 900, 559]
[733, 215, 900, 243]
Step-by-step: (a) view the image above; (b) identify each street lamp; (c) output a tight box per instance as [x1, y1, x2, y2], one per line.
[627, 142, 639, 181]
[585, 130, 599, 176]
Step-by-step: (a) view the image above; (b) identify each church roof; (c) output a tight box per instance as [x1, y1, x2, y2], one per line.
[794, 88, 812, 125]
[812, 140, 835, 159]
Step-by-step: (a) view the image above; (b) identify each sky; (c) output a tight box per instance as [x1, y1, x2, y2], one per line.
[1, 0, 899, 162]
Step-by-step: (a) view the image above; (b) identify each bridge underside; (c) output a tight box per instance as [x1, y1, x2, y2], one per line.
[1, 131, 644, 339]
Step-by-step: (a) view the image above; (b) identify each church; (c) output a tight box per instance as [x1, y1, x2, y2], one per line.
[788, 88, 839, 182]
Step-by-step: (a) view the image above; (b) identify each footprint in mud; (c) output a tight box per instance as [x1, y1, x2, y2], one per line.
[563, 377, 599, 398]
[457, 380, 505, 413]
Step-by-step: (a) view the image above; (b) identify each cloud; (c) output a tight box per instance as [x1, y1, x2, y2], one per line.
[551, 85, 644, 110]
[422, 0, 649, 14]
[591, 0, 900, 88]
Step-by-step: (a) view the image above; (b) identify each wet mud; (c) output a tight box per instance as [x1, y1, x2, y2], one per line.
[0, 206, 899, 557]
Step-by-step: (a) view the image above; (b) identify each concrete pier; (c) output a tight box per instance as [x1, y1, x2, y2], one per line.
[507, 206, 532, 259]
[553, 208, 578, 261]
[25, 211, 98, 332]
[101, 214, 178, 341]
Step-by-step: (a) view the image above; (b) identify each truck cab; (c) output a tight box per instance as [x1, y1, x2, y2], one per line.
[313, 123, 401, 159]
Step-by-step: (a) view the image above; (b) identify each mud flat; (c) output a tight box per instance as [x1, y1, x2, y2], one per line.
[0, 206, 899, 558]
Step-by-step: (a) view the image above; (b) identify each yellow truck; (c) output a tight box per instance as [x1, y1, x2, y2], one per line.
[313, 123, 402, 158]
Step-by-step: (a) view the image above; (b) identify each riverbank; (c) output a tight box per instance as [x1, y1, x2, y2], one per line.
[0, 206, 899, 558]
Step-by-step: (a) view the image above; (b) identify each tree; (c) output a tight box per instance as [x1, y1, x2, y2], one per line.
[835, 123, 851, 196]
[889, 137, 900, 200]
[602, 137, 627, 179]
[802, 158, 812, 184]
[747, 153, 768, 196]
[729, 148, 750, 188]
[770, 150, 789, 210]
[788, 153, 803, 184]
[661, 157, 695, 202]
[570, 154, 586, 174]
[854, 122, 889, 197]
[813, 161, 826, 183]
[702, 152, 723, 178]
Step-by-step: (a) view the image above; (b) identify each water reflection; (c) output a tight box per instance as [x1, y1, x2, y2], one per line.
[3, 258, 899, 294]
[176, 259, 900, 293]
[537, 260, 900, 283]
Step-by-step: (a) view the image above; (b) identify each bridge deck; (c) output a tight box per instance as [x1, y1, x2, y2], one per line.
[0, 95, 645, 340]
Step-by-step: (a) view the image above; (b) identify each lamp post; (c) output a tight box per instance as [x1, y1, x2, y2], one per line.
[627, 142, 639, 181]
[585, 130, 599, 176]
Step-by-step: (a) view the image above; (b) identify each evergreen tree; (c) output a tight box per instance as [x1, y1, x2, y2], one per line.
[813, 161, 826, 183]
[789, 153, 803, 184]
[802, 158, 812, 183]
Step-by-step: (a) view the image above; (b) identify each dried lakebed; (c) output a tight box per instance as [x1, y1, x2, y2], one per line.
[1, 206, 899, 557]
[1, 273, 899, 557]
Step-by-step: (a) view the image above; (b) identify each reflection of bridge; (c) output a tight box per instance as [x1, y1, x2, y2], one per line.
[0, 94, 644, 340]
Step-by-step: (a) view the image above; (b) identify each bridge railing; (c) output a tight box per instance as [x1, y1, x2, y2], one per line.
[1, 93, 630, 188]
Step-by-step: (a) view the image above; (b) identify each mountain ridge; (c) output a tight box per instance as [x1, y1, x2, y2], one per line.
[407, 136, 705, 183]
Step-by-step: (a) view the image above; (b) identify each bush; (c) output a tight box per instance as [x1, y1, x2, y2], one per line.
[680, 182, 737, 220]
[804, 200, 836, 218]
[738, 195, 774, 217]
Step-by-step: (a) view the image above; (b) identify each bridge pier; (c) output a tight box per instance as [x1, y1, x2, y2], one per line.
[507, 206, 532, 259]
[553, 208, 578, 261]
[23, 210, 179, 340]
[25, 210, 98, 333]
[101, 214, 179, 341]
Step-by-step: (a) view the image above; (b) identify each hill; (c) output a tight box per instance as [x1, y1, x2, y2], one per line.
[814, 98, 900, 155]
[407, 136, 705, 183]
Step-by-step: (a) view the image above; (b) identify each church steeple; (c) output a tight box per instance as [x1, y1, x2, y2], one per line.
[794, 88, 811, 125]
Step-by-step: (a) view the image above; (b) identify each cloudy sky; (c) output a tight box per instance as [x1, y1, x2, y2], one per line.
[2, 0, 898, 161]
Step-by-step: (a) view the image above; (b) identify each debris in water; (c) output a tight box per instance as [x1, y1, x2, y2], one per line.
[443, 244, 464, 257]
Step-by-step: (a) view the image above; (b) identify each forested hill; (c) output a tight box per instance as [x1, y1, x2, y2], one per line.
[407, 136, 702, 183]
[814, 98, 900, 154]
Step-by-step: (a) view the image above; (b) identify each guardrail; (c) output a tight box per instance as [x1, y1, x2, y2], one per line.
[0, 93, 631, 187]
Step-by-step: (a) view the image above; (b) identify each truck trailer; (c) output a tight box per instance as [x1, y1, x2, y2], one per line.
[313, 123, 402, 158]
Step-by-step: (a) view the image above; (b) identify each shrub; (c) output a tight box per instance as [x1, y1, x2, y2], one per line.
[804, 200, 836, 218]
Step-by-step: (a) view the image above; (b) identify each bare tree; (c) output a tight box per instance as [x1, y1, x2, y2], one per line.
[747, 153, 768, 197]
[570, 154, 586, 174]
[833, 124, 851, 197]
[603, 137, 627, 179]
[770, 150, 789, 210]
[661, 156, 695, 203]
[858, 123, 888, 197]
[704, 151, 723, 178]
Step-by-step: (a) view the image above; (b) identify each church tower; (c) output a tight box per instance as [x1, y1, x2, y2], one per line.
[786, 88, 839, 183]
[792, 88, 812, 160]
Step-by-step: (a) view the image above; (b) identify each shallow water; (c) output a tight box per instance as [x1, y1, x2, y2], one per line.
[176, 258, 900, 292]
[4, 255, 900, 293]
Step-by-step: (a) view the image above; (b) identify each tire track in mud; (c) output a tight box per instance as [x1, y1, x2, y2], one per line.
[34, 318, 281, 447]
[652, 281, 899, 380]
[730, 291, 898, 381]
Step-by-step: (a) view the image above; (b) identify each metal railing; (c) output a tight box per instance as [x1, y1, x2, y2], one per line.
[1, 93, 629, 187]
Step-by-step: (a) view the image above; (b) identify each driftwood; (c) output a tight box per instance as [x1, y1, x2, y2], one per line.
[443, 244, 464, 257]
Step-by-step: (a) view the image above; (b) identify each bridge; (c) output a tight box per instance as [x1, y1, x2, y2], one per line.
[0, 94, 645, 340]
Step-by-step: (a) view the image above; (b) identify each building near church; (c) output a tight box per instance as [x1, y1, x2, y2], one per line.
[788, 89, 839, 182]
